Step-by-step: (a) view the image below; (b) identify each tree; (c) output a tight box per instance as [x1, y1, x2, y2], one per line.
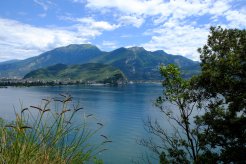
[141, 26, 246, 163]
[196, 26, 246, 163]
[139, 64, 215, 163]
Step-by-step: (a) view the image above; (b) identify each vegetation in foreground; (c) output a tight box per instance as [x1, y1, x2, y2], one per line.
[141, 26, 246, 163]
[0, 94, 107, 164]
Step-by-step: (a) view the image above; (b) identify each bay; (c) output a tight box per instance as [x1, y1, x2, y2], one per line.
[0, 84, 166, 163]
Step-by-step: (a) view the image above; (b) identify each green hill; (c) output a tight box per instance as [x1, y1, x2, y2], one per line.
[23, 63, 127, 84]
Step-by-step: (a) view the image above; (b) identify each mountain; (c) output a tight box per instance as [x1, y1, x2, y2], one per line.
[24, 63, 127, 84]
[0, 44, 103, 77]
[0, 44, 200, 80]
[92, 47, 200, 80]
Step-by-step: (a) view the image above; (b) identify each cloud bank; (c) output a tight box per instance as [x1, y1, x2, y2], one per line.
[0, 17, 117, 61]
[0, 0, 245, 62]
[85, 0, 246, 60]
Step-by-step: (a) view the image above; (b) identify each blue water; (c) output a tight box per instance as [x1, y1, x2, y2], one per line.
[0, 84, 166, 163]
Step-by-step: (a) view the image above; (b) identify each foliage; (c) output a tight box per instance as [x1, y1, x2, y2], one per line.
[0, 94, 107, 163]
[139, 64, 211, 163]
[23, 63, 127, 84]
[141, 26, 246, 163]
[196, 26, 246, 163]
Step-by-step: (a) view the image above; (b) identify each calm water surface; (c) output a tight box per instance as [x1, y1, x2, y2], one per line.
[0, 84, 166, 163]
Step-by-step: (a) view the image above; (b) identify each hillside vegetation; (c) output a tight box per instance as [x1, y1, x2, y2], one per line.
[24, 63, 127, 84]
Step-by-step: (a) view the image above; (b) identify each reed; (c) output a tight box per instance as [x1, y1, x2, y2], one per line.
[0, 94, 106, 164]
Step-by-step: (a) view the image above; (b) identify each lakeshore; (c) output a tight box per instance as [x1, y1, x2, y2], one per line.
[0, 78, 162, 87]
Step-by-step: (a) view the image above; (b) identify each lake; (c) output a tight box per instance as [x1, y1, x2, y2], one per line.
[0, 84, 167, 163]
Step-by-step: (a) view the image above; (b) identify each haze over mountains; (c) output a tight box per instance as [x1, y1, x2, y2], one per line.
[0, 44, 200, 80]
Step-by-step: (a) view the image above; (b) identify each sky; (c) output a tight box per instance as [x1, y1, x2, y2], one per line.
[0, 0, 245, 62]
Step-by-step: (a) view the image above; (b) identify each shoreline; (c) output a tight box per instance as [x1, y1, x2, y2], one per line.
[0, 79, 162, 87]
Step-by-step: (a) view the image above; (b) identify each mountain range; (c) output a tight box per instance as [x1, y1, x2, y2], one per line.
[0, 44, 200, 80]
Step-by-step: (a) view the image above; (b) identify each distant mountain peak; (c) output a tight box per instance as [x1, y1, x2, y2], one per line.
[127, 46, 146, 52]
[63, 44, 99, 50]
[153, 50, 167, 55]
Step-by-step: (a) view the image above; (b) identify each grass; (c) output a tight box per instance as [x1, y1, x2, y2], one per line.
[0, 94, 106, 164]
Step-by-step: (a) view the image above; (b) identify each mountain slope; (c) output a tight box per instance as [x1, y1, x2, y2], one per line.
[92, 47, 200, 80]
[24, 63, 127, 84]
[0, 44, 103, 77]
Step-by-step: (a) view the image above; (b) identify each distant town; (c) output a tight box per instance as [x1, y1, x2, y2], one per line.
[0, 78, 112, 87]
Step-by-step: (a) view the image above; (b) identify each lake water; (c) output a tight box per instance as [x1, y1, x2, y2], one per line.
[0, 84, 166, 163]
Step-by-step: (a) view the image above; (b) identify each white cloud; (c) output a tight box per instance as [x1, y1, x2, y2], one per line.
[61, 16, 119, 31]
[86, 0, 149, 14]
[225, 9, 246, 28]
[142, 24, 209, 61]
[118, 15, 144, 28]
[83, 0, 246, 61]
[0, 18, 116, 62]
[84, 0, 240, 25]
[208, 0, 231, 15]
[85, 0, 208, 19]
[75, 17, 119, 30]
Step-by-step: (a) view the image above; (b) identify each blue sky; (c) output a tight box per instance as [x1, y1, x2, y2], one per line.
[0, 0, 245, 62]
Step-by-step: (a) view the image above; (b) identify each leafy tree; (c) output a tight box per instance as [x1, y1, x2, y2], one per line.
[141, 26, 246, 163]
[196, 26, 246, 163]
[139, 64, 214, 163]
